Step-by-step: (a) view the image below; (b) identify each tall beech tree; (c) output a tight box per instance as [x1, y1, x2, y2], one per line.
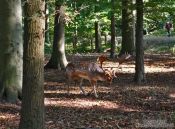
[0, 0, 23, 103]
[45, 2, 68, 69]
[94, 0, 102, 53]
[19, 0, 45, 128]
[135, 0, 145, 84]
[110, 0, 116, 58]
[120, 0, 135, 55]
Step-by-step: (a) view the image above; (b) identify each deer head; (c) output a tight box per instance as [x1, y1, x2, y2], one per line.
[103, 68, 117, 85]
[97, 55, 109, 68]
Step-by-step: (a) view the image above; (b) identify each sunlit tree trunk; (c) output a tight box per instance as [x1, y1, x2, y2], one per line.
[120, 0, 135, 55]
[0, 0, 23, 103]
[19, 0, 45, 128]
[45, 3, 68, 70]
[135, 0, 145, 84]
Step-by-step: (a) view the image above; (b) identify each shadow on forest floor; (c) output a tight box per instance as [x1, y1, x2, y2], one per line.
[0, 53, 175, 129]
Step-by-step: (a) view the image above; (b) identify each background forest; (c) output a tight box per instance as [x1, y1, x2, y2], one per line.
[45, 0, 175, 54]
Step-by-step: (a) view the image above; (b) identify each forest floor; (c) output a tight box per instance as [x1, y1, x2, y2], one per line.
[0, 52, 175, 129]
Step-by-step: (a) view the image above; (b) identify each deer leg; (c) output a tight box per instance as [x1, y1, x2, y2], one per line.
[67, 80, 70, 95]
[88, 82, 94, 94]
[79, 78, 87, 95]
[93, 82, 98, 98]
[89, 81, 98, 98]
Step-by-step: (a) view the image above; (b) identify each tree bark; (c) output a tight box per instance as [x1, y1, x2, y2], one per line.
[110, 0, 116, 59]
[0, 0, 23, 103]
[134, 0, 145, 84]
[44, 4, 68, 70]
[73, 1, 78, 49]
[19, 0, 45, 128]
[45, 0, 50, 45]
[95, 21, 102, 53]
[120, 0, 135, 55]
[94, 1, 101, 53]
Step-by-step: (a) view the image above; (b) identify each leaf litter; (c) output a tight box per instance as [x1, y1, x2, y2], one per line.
[0, 53, 175, 129]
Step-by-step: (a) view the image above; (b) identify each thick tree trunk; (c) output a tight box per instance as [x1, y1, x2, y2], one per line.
[120, 0, 135, 55]
[95, 21, 102, 53]
[19, 0, 45, 129]
[94, 1, 101, 53]
[45, 4, 68, 70]
[110, 0, 116, 59]
[0, 0, 23, 103]
[135, 0, 145, 84]
[57, 5, 68, 70]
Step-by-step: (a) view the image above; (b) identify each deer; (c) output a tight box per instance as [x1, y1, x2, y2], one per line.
[65, 62, 116, 98]
[97, 55, 108, 68]
[97, 53, 132, 68]
[117, 53, 132, 65]
[65, 62, 87, 95]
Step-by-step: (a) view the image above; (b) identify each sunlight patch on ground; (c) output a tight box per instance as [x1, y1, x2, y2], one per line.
[45, 98, 119, 109]
[44, 98, 139, 112]
[169, 93, 175, 98]
[106, 61, 175, 74]
[145, 66, 175, 73]
[44, 90, 66, 94]
[45, 86, 112, 95]
[118, 65, 175, 73]
[124, 86, 168, 91]
[0, 113, 19, 120]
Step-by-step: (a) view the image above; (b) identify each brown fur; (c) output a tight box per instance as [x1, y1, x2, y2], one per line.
[65, 62, 115, 97]
[117, 54, 132, 65]
[97, 55, 108, 68]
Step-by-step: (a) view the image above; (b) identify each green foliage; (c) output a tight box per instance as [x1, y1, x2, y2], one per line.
[65, 40, 121, 55]
[144, 0, 175, 33]
[45, 42, 52, 54]
[150, 29, 175, 36]
[45, 0, 175, 55]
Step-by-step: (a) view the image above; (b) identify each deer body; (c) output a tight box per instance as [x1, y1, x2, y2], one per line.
[65, 62, 114, 97]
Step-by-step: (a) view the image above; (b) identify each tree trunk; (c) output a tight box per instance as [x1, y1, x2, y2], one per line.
[120, 0, 135, 55]
[73, 1, 78, 49]
[0, 0, 23, 103]
[94, 1, 101, 53]
[104, 34, 107, 45]
[90, 37, 94, 51]
[45, 0, 50, 44]
[110, 0, 116, 59]
[134, 0, 145, 84]
[95, 21, 102, 53]
[45, 4, 68, 70]
[73, 29, 78, 49]
[19, 0, 45, 128]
